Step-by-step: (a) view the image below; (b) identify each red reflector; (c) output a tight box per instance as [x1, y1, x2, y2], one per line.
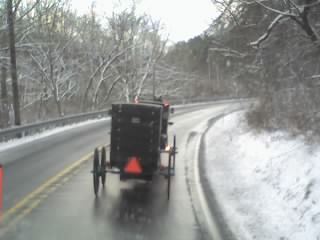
[0, 165, 2, 215]
[125, 157, 142, 174]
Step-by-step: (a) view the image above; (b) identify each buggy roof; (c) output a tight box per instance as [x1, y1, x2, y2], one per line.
[138, 100, 164, 105]
[112, 102, 162, 109]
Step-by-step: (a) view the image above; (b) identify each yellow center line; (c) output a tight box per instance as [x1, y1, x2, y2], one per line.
[0, 199, 43, 238]
[2, 149, 95, 221]
[0, 143, 109, 238]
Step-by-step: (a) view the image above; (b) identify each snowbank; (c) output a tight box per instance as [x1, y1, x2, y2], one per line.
[204, 111, 320, 240]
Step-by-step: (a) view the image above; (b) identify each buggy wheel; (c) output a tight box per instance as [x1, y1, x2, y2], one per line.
[167, 152, 172, 200]
[101, 147, 107, 187]
[93, 148, 100, 196]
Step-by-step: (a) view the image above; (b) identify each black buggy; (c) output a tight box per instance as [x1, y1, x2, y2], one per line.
[135, 96, 174, 150]
[91, 100, 177, 199]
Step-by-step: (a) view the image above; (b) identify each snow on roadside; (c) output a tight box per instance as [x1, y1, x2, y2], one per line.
[0, 118, 109, 153]
[204, 111, 320, 240]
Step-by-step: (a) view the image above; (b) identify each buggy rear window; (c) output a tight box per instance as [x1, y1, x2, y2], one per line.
[131, 117, 141, 124]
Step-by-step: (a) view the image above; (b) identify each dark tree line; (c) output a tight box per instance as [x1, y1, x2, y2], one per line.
[212, 0, 320, 135]
[166, 0, 320, 136]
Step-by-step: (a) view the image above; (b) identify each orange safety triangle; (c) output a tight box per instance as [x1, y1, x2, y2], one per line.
[124, 157, 142, 174]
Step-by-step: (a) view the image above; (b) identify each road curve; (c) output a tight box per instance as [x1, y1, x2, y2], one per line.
[1, 102, 239, 240]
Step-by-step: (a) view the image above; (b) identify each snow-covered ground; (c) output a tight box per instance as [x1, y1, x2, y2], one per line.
[204, 111, 320, 240]
[0, 118, 109, 153]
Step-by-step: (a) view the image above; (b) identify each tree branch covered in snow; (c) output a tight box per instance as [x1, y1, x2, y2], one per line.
[250, 14, 288, 47]
[250, 0, 319, 47]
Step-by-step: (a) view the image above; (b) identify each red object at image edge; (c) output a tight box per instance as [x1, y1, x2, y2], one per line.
[0, 164, 3, 218]
[124, 157, 142, 174]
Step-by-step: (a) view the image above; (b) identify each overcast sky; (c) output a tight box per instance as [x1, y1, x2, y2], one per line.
[71, 0, 218, 43]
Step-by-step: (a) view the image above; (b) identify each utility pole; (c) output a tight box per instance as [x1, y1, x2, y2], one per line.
[152, 63, 156, 99]
[208, 50, 215, 94]
[7, 0, 21, 126]
[216, 63, 220, 93]
[207, 53, 211, 89]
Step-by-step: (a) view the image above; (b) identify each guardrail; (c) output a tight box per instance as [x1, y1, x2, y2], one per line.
[0, 96, 253, 143]
[0, 109, 110, 142]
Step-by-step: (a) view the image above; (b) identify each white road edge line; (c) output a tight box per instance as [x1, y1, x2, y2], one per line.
[193, 128, 223, 240]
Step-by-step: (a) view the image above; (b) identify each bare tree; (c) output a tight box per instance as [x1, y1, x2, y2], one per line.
[106, 9, 168, 102]
[0, 4, 9, 128]
[27, 1, 89, 116]
[250, 0, 319, 47]
[0, 0, 176, 124]
[7, 0, 21, 125]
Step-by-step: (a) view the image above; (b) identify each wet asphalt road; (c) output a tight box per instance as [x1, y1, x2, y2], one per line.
[0, 103, 235, 240]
